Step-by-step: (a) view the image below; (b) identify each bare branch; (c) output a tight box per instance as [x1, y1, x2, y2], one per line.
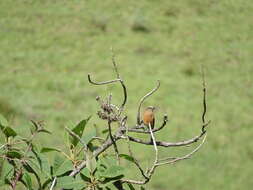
[91, 136, 105, 142]
[121, 133, 208, 185]
[201, 65, 207, 133]
[110, 48, 128, 110]
[149, 123, 158, 162]
[88, 50, 127, 111]
[146, 123, 158, 177]
[88, 74, 121, 85]
[108, 120, 119, 163]
[124, 121, 148, 181]
[11, 168, 22, 190]
[121, 123, 160, 185]
[126, 121, 210, 147]
[70, 115, 210, 177]
[119, 79, 127, 110]
[49, 177, 57, 190]
[121, 69, 210, 185]
[111, 47, 120, 79]
[157, 134, 207, 166]
[71, 58, 210, 183]
[137, 80, 160, 125]
[69, 119, 210, 177]
[158, 157, 178, 162]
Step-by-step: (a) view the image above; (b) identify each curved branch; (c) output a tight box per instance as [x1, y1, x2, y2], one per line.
[69, 120, 210, 177]
[111, 48, 127, 110]
[124, 121, 148, 181]
[88, 74, 121, 85]
[121, 134, 207, 185]
[111, 47, 120, 79]
[126, 121, 210, 147]
[157, 133, 207, 166]
[201, 65, 207, 133]
[108, 120, 119, 162]
[137, 80, 161, 125]
[119, 79, 127, 109]
[87, 52, 127, 110]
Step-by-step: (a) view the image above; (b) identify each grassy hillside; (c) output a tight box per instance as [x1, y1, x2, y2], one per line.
[0, 0, 252, 189]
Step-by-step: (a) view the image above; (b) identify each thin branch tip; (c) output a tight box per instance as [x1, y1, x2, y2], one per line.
[137, 80, 161, 125]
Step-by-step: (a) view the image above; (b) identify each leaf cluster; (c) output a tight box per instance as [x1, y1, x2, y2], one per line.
[0, 115, 139, 190]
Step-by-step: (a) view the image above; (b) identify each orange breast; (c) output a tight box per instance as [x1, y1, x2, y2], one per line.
[143, 110, 154, 125]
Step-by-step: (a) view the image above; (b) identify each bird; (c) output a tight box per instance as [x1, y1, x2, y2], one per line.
[142, 106, 155, 129]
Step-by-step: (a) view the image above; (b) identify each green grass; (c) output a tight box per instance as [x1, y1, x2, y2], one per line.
[0, 0, 253, 189]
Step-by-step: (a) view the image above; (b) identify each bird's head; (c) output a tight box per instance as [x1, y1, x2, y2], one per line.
[146, 106, 155, 112]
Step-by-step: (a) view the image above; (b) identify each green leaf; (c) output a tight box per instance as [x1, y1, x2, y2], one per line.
[0, 114, 8, 128]
[81, 127, 96, 144]
[79, 168, 91, 183]
[23, 162, 42, 188]
[102, 129, 109, 134]
[29, 153, 51, 179]
[23, 172, 32, 190]
[2, 127, 17, 138]
[80, 173, 91, 183]
[98, 165, 124, 178]
[4, 178, 11, 186]
[40, 147, 60, 153]
[42, 178, 52, 189]
[99, 155, 118, 168]
[23, 163, 36, 174]
[70, 116, 91, 147]
[86, 149, 96, 174]
[53, 155, 73, 176]
[119, 154, 135, 163]
[6, 151, 22, 159]
[30, 144, 42, 170]
[124, 183, 135, 190]
[101, 175, 124, 185]
[140, 186, 145, 190]
[56, 176, 84, 189]
[0, 160, 13, 185]
[104, 183, 114, 189]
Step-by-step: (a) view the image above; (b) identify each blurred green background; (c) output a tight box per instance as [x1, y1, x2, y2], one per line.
[0, 0, 252, 189]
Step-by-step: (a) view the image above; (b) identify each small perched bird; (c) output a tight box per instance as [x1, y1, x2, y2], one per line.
[142, 106, 155, 129]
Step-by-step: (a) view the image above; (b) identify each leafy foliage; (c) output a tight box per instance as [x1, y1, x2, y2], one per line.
[0, 114, 137, 190]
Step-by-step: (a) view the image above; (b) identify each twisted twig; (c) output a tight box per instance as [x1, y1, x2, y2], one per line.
[201, 65, 207, 133]
[88, 74, 121, 85]
[137, 80, 160, 125]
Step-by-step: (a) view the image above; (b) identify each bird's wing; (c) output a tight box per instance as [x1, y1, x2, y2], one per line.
[151, 117, 155, 129]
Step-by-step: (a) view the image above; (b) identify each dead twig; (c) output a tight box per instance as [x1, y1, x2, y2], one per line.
[111, 48, 127, 110]
[88, 74, 121, 85]
[126, 121, 210, 147]
[157, 134, 207, 166]
[108, 120, 119, 163]
[69, 54, 210, 186]
[137, 80, 160, 125]
[201, 65, 207, 133]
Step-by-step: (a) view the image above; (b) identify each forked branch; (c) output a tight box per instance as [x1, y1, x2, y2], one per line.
[70, 54, 210, 189]
[88, 50, 127, 112]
